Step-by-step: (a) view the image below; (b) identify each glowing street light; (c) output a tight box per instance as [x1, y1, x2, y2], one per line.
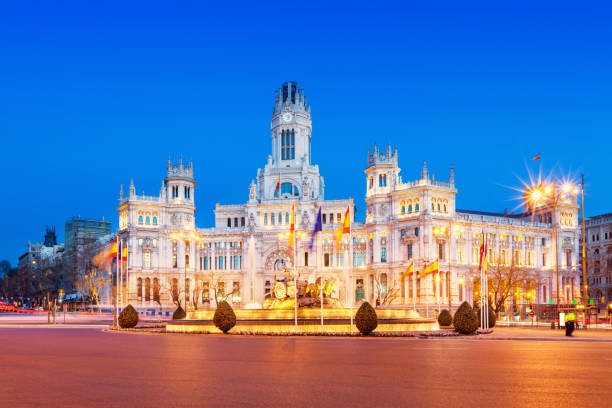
[524, 179, 579, 307]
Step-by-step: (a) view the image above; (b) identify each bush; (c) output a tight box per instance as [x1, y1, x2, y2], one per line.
[453, 301, 478, 334]
[474, 304, 496, 329]
[437, 309, 453, 327]
[118, 304, 139, 328]
[355, 302, 378, 335]
[173, 305, 186, 320]
[213, 301, 237, 333]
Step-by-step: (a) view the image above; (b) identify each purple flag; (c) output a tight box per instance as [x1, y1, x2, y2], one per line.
[309, 208, 322, 251]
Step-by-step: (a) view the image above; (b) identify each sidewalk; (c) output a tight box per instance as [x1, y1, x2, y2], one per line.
[482, 326, 612, 342]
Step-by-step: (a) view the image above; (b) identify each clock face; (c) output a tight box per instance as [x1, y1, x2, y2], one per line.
[282, 112, 293, 122]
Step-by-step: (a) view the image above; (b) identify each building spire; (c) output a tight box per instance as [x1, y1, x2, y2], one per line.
[129, 178, 135, 197]
[449, 164, 455, 186]
[421, 160, 429, 181]
[119, 184, 124, 200]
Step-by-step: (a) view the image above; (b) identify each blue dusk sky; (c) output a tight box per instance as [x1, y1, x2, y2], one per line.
[1, 1, 610, 264]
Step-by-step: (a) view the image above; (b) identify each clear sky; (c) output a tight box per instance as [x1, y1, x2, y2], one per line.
[1, 1, 610, 264]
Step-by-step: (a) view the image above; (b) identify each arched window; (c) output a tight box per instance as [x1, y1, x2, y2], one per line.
[408, 204, 413, 212]
[286, 212, 289, 223]
[415, 203, 419, 211]
[443, 204, 447, 212]
[153, 216, 157, 225]
[264, 213, 268, 225]
[437, 203, 441, 212]
[138, 215, 143, 224]
[415, 227, 419, 237]
[153, 278, 160, 303]
[401, 205, 405, 214]
[145, 278, 151, 302]
[279, 182, 299, 197]
[278, 212, 282, 224]
[146, 216, 150, 224]
[137, 278, 143, 300]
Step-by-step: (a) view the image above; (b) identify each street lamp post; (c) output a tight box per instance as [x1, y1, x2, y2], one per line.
[526, 180, 579, 309]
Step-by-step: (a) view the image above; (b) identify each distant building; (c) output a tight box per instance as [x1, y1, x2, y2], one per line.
[16, 226, 65, 301]
[581, 213, 612, 307]
[64, 217, 111, 291]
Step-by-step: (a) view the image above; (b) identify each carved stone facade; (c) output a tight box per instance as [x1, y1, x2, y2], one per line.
[116, 82, 581, 315]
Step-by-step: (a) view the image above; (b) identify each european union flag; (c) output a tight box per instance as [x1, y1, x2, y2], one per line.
[309, 207, 322, 251]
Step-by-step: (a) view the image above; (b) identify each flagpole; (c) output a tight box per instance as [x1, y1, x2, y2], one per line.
[437, 258, 440, 314]
[114, 236, 118, 328]
[320, 231, 324, 334]
[293, 203, 298, 334]
[126, 239, 129, 308]
[119, 237, 122, 312]
[349, 229, 353, 334]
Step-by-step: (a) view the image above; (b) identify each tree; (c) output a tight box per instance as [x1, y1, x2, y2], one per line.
[453, 301, 478, 334]
[213, 301, 236, 333]
[484, 254, 543, 318]
[355, 302, 378, 335]
[83, 267, 111, 312]
[437, 309, 453, 327]
[118, 304, 139, 328]
[373, 275, 400, 306]
[203, 270, 236, 306]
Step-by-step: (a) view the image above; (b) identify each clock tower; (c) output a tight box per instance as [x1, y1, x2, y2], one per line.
[270, 81, 312, 166]
[255, 82, 324, 201]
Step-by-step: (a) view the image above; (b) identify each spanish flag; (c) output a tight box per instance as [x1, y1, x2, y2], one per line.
[288, 203, 295, 252]
[275, 174, 281, 196]
[401, 264, 414, 278]
[420, 260, 438, 277]
[92, 240, 117, 267]
[335, 206, 351, 246]
[532, 153, 540, 161]
[479, 231, 488, 275]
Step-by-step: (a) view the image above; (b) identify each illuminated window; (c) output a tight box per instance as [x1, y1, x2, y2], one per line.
[138, 216, 143, 224]
[146, 216, 150, 224]
[415, 203, 420, 211]
[152, 216, 157, 225]
[144, 252, 151, 268]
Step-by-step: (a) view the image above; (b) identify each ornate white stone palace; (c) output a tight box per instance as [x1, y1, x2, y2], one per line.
[117, 81, 581, 314]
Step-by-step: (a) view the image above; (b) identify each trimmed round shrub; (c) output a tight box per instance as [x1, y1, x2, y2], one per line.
[437, 309, 453, 327]
[453, 301, 478, 334]
[474, 304, 497, 329]
[118, 304, 139, 328]
[173, 305, 186, 320]
[213, 301, 236, 333]
[355, 302, 378, 335]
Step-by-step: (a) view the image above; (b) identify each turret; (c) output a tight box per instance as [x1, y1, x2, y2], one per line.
[165, 156, 196, 203]
[365, 143, 399, 195]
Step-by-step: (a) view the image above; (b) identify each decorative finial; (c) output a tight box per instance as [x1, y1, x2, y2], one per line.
[450, 164, 455, 185]
[421, 160, 429, 180]
[119, 184, 124, 199]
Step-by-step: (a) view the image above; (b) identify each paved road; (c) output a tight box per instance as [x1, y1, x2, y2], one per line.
[1, 328, 611, 407]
